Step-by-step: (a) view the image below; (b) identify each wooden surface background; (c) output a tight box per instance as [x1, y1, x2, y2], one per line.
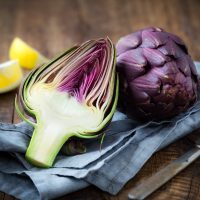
[0, 0, 200, 199]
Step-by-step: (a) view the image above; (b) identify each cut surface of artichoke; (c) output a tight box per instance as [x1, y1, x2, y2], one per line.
[29, 83, 104, 132]
[26, 83, 104, 167]
[16, 38, 118, 168]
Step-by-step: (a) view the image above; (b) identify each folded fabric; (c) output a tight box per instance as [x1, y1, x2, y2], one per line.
[0, 63, 200, 200]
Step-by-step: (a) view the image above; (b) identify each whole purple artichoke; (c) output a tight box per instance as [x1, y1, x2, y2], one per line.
[116, 27, 199, 121]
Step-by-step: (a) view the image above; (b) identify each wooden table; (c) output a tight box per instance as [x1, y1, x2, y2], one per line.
[0, 0, 200, 199]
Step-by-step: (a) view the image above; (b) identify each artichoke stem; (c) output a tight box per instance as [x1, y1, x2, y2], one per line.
[25, 124, 71, 168]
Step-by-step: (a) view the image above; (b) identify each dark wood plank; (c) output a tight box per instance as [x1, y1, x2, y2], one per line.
[3, 196, 15, 200]
[0, 0, 200, 200]
[0, 193, 4, 200]
[0, 0, 17, 121]
[0, 1, 19, 199]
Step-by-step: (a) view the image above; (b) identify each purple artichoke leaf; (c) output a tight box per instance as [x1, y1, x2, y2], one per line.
[116, 31, 142, 56]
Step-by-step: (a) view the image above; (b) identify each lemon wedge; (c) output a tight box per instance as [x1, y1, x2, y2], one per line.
[0, 60, 23, 94]
[9, 38, 48, 69]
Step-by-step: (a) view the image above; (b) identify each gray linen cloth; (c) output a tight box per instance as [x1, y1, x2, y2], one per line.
[0, 62, 200, 200]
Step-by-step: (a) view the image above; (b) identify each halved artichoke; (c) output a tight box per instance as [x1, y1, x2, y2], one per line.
[16, 38, 118, 168]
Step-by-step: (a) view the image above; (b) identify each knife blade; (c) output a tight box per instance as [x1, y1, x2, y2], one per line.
[128, 138, 200, 200]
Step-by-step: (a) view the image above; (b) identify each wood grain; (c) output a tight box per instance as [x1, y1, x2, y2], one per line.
[0, 0, 200, 199]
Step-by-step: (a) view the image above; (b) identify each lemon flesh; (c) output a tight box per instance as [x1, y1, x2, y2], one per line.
[0, 60, 23, 93]
[9, 38, 47, 69]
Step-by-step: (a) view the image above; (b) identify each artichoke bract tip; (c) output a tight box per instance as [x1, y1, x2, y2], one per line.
[116, 27, 199, 121]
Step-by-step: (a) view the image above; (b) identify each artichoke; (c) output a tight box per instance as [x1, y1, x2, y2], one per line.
[16, 38, 118, 167]
[116, 27, 198, 121]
